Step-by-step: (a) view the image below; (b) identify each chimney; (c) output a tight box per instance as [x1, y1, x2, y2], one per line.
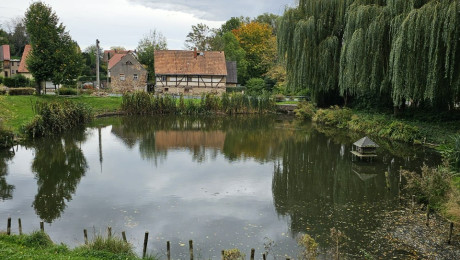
[194, 48, 197, 59]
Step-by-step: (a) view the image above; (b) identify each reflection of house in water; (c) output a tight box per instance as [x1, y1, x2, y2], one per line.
[155, 131, 226, 151]
[351, 162, 378, 181]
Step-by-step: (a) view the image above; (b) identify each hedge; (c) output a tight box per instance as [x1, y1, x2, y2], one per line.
[8, 88, 36, 95]
[57, 87, 78, 95]
[3, 75, 33, 88]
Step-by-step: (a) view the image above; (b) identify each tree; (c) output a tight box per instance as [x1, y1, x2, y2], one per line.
[222, 32, 249, 83]
[137, 29, 168, 84]
[184, 23, 213, 50]
[254, 13, 279, 35]
[110, 46, 126, 51]
[0, 27, 8, 46]
[82, 44, 105, 77]
[232, 21, 277, 80]
[5, 17, 28, 57]
[24, 2, 83, 93]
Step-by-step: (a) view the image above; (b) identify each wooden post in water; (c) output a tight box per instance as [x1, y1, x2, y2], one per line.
[189, 240, 194, 260]
[250, 248, 255, 260]
[122, 231, 127, 243]
[40, 221, 44, 232]
[18, 218, 22, 235]
[167, 241, 171, 260]
[448, 222, 454, 245]
[7, 217, 11, 235]
[221, 250, 225, 260]
[142, 232, 149, 258]
[263, 253, 267, 260]
[83, 229, 88, 245]
[107, 226, 112, 239]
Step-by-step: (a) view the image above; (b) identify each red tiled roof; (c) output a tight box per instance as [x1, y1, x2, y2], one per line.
[18, 44, 31, 73]
[154, 50, 227, 76]
[1, 45, 10, 60]
[108, 53, 127, 69]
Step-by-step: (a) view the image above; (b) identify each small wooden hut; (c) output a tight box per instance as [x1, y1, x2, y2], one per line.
[351, 136, 379, 161]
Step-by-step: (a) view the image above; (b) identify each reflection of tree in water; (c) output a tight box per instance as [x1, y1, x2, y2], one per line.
[30, 130, 88, 223]
[272, 130, 405, 257]
[0, 151, 14, 200]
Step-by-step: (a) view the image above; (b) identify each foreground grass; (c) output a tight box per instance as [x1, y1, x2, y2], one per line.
[0, 232, 155, 260]
[0, 95, 122, 133]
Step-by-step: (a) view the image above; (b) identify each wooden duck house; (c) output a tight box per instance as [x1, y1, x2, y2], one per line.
[351, 136, 379, 161]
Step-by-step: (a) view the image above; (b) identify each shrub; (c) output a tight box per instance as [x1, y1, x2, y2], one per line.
[295, 102, 316, 120]
[57, 87, 78, 95]
[378, 121, 420, 143]
[0, 87, 6, 95]
[223, 249, 245, 260]
[3, 74, 30, 87]
[24, 100, 93, 138]
[438, 134, 460, 171]
[245, 78, 265, 95]
[0, 76, 3, 85]
[8, 87, 35, 95]
[401, 163, 452, 210]
[313, 106, 352, 128]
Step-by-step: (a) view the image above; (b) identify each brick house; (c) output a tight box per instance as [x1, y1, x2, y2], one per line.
[107, 52, 147, 93]
[0, 45, 20, 78]
[154, 50, 228, 95]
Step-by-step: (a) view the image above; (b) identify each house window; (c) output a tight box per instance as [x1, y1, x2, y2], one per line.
[164, 88, 169, 92]
[161, 76, 166, 81]
[119, 74, 125, 81]
[133, 74, 138, 80]
[187, 76, 193, 82]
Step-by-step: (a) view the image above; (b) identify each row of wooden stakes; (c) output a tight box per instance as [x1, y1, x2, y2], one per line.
[5, 217, 291, 259]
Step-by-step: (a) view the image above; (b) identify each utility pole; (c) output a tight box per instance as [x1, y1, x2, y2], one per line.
[96, 39, 100, 89]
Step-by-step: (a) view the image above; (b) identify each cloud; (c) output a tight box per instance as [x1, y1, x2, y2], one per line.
[0, 0, 295, 50]
[128, 0, 294, 21]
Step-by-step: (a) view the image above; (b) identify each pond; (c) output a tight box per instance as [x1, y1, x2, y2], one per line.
[0, 115, 439, 258]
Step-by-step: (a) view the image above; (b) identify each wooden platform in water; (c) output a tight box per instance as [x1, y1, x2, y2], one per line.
[351, 151, 377, 158]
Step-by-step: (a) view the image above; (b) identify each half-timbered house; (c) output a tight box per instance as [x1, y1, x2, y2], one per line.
[154, 49, 227, 95]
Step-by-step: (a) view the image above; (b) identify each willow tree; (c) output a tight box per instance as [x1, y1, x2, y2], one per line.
[339, 2, 392, 107]
[390, 0, 460, 110]
[278, 0, 354, 106]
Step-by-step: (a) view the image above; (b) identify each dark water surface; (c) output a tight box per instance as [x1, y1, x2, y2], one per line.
[0, 115, 439, 258]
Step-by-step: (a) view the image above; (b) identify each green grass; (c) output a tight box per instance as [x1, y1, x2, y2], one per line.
[0, 232, 156, 260]
[276, 101, 299, 105]
[0, 95, 122, 133]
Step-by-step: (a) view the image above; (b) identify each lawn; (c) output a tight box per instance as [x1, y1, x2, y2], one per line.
[0, 95, 122, 133]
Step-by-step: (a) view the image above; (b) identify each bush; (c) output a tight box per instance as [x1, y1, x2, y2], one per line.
[24, 100, 93, 138]
[23, 231, 53, 248]
[8, 87, 35, 95]
[378, 121, 420, 143]
[3, 74, 31, 88]
[0, 87, 6, 95]
[313, 106, 352, 128]
[245, 78, 265, 95]
[438, 134, 460, 171]
[223, 249, 245, 260]
[57, 87, 78, 95]
[0, 76, 3, 85]
[295, 102, 316, 120]
[402, 163, 452, 211]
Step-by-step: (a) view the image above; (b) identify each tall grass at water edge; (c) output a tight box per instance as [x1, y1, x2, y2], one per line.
[121, 92, 276, 115]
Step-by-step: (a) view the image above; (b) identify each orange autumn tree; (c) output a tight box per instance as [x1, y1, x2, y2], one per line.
[232, 21, 277, 80]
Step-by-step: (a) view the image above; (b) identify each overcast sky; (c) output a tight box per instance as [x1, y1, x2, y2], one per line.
[0, 0, 295, 51]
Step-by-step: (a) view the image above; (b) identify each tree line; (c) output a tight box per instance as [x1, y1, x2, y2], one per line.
[278, 0, 460, 111]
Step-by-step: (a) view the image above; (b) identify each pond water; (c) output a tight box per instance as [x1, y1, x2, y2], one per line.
[0, 115, 439, 258]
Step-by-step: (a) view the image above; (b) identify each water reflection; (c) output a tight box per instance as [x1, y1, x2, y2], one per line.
[28, 130, 88, 223]
[1, 115, 440, 258]
[0, 151, 14, 200]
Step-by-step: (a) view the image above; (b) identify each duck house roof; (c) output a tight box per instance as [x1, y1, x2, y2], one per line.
[353, 136, 379, 148]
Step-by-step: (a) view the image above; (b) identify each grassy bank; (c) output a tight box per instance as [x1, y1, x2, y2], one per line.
[0, 231, 155, 260]
[0, 95, 122, 133]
